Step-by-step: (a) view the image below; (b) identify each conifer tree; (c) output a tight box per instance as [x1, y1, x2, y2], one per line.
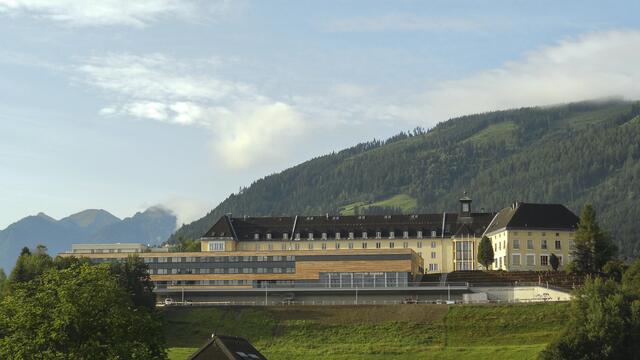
[477, 236, 495, 270]
[570, 204, 616, 276]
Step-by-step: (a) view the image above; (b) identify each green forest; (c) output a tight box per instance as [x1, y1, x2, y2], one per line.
[170, 100, 640, 256]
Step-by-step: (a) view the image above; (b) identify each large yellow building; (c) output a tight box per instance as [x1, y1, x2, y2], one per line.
[200, 196, 493, 274]
[484, 202, 578, 271]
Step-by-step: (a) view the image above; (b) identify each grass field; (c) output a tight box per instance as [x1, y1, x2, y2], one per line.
[339, 194, 417, 215]
[163, 303, 567, 360]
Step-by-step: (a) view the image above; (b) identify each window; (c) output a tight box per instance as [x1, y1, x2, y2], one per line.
[349, 232, 354, 239]
[428, 263, 439, 271]
[403, 231, 409, 239]
[526, 255, 535, 266]
[281, 243, 286, 250]
[295, 233, 301, 240]
[555, 240, 561, 250]
[335, 232, 341, 240]
[362, 232, 368, 239]
[431, 241, 436, 248]
[283, 233, 288, 240]
[389, 231, 395, 239]
[172, 257, 181, 263]
[376, 231, 382, 239]
[513, 239, 520, 250]
[273, 267, 282, 273]
[213, 268, 223, 274]
[228, 268, 238, 274]
[558, 256, 563, 265]
[272, 255, 282, 261]
[376, 242, 381, 249]
[431, 230, 437, 237]
[308, 243, 314, 250]
[286, 268, 295, 273]
[335, 243, 340, 249]
[417, 241, 423, 248]
[266, 233, 272, 240]
[348, 242, 354, 249]
[308, 233, 314, 240]
[208, 241, 225, 251]
[417, 231, 423, 239]
[403, 242, 408, 248]
[268, 244, 273, 251]
[254, 233, 260, 240]
[322, 232, 327, 240]
[321, 243, 327, 250]
[362, 242, 367, 249]
[527, 239, 534, 250]
[512, 254, 521, 266]
[257, 268, 267, 274]
[242, 268, 253, 274]
[255, 244, 260, 251]
[294, 243, 300, 250]
[541, 239, 547, 250]
[389, 242, 395, 249]
[431, 252, 437, 259]
[286, 255, 295, 261]
[541, 255, 549, 266]
[158, 257, 167, 263]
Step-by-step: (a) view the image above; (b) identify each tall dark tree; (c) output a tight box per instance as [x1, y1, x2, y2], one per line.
[549, 253, 560, 272]
[570, 204, 617, 276]
[110, 255, 156, 310]
[477, 236, 495, 270]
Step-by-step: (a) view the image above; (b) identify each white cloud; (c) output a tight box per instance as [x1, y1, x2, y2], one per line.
[417, 30, 640, 121]
[213, 102, 306, 169]
[77, 53, 306, 169]
[0, 0, 195, 26]
[162, 198, 212, 228]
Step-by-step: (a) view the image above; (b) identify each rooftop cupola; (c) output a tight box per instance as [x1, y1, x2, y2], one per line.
[459, 192, 472, 218]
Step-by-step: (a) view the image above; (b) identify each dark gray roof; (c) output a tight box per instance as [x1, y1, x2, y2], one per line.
[203, 212, 494, 240]
[188, 335, 267, 360]
[485, 202, 579, 234]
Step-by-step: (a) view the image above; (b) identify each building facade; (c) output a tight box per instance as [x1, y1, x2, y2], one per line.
[484, 202, 579, 271]
[59, 198, 581, 292]
[200, 196, 493, 273]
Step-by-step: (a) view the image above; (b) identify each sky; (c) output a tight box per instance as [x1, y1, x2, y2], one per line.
[1, 0, 640, 229]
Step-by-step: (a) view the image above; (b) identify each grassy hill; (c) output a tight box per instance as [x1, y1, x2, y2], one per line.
[170, 100, 640, 255]
[163, 303, 568, 360]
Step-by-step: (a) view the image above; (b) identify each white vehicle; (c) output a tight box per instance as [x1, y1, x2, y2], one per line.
[163, 298, 174, 306]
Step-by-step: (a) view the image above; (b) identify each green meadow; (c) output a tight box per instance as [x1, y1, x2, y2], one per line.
[164, 303, 567, 360]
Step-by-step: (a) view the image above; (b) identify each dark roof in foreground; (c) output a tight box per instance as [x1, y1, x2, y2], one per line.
[485, 202, 579, 234]
[188, 335, 267, 360]
[203, 212, 495, 240]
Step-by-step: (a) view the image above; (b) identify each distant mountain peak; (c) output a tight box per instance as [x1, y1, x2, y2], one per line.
[35, 212, 56, 222]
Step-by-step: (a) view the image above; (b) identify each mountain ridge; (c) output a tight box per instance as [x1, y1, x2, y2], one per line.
[0, 207, 177, 271]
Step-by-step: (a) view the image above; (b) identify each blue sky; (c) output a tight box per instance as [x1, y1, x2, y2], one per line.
[1, 0, 639, 229]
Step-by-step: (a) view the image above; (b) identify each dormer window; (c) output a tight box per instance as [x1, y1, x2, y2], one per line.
[295, 233, 301, 240]
[431, 230, 437, 237]
[321, 232, 327, 240]
[283, 233, 288, 240]
[403, 231, 409, 239]
[376, 231, 382, 239]
[417, 231, 423, 239]
[362, 231, 368, 239]
[254, 233, 260, 240]
[348, 232, 354, 239]
[266, 233, 272, 240]
[389, 231, 395, 239]
[308, 233, 314, 240]
[335, 232, 341, 240]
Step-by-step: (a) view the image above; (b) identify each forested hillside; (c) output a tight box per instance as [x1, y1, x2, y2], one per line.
[170, 100, 640, 256]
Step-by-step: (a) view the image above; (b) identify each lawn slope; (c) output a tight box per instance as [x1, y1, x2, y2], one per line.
[164, 303, 567, 360]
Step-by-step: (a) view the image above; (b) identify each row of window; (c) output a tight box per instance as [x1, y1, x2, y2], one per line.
[510, 254, 564, 267]
[255, 230, 441, 241]
[496, 231, 573, 238]
[243, 240, 440, 252]
[151, 267, 296, 275]
[144, 255, 296, 263]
